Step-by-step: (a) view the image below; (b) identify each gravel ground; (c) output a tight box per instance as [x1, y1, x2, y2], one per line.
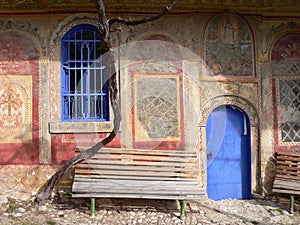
[0, 194, 300, 225]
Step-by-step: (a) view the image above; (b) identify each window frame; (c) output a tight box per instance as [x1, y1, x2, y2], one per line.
[61, 24, 110, 122]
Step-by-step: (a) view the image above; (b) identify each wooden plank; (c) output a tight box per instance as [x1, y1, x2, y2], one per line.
[273, 177, 300, 184]
[276, 170, 300, 176]
[74, 174, 198, 181]
[74, 168, 197, 177]
[75, 164, 198, 172]
[72, 191, 203, 197]
[276, 170, 300, 175]
[76, 147, 197, 156]
[273, 183, 300, 190]
[72, 185, 203, 194]
[276, 162, 300, 167]
[273, 152, 300, 196]
[74, 174, 197, 182]
[87, 155, 197, 163]
[80, 161, 198, 168]
[72, 147, 202, 201]
[276, 155, 300, 162]
[73, 178, 199, 185]
[72, 186, 205, 192]
[72, 193, 205, 200]
[275, 176, 300, 181]
[276, 152, 300, 157]
[77, 160, 197, 168]
[72, 180, 200, 188]
[75, 166, 198, 172]
[273, 188, 300, 195]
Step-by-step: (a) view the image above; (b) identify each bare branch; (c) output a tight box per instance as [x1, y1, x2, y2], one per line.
[108, 0, 179, 27]
[16, 0, 27, 6]
[34, 0, 178, 204]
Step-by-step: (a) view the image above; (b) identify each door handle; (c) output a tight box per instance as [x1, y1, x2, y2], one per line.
[207, 151, 212, 159]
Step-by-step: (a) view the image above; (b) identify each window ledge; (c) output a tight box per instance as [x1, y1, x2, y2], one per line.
[49, 121, 113, 133]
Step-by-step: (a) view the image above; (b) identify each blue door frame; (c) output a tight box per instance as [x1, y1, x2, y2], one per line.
[206, 105, 251, 200]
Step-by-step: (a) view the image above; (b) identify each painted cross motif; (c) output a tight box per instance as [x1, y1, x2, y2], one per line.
[0, 87, 22, 117]
[0, 76, 32, 143]
[0, 85, 23, 132]
[0, 33, 38, 75]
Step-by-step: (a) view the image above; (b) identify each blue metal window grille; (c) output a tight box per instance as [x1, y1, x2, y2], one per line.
[61, 24, 109, 121]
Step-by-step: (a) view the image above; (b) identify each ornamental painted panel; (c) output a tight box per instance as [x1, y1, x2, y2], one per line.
[133, 74, 180, 142]
[272, 33, 300, 152]
[271, 34, 300, 76]
[0, 76, 32, 142]
[0, 32, 38, 75]
[204, 14, 254, 77]
[277, 79, 300, 144]
[0, 32, 39, 164]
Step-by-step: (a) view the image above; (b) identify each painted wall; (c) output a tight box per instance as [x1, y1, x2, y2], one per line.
[0, 8, 299, 198]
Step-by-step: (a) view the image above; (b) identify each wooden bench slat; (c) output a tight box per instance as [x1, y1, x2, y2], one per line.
[273, 186, 300, 191]
[75, 164, 197, 173]
[73, 178, 199, 185]
[77, 147, 197, 156]
[276, 155, 300, 162]
[272, 152, 300, 214]
[73, 184, 202, 193]
[276, 170, 300, 176]
[276, 152, 300, 157]
[72, 147, 205, 217]
[74, 174, 198, 181]
[273, 180, 300, 189]
[275, 174, 300, 180]
[272, 189, 300, 195]
[72, 193, 204, 200]
[88, 155, 197, 163]
[277, 162, 300, 167]
[80, 160, 197, 167]
[73, 190, 203, 196]
[273, 152, 300, 204]
[74, 168, 197, 177]
[80, 159, 197, 166]
[76, 166, 197, 172]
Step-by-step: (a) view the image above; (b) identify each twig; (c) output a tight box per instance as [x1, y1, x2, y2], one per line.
[108, 0, 179, 27]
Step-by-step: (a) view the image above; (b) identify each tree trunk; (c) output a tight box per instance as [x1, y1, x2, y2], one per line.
[35, 0, 178, 204]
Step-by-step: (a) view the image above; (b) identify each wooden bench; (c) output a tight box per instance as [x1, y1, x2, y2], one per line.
[72, 148, 205, 219]
[272, 151, 300, 213]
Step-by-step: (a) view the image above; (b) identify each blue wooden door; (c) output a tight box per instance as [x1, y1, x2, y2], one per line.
[206, 105, 251, 200]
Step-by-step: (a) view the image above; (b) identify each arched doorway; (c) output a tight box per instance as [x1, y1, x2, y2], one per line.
[206, 105, 251, 200]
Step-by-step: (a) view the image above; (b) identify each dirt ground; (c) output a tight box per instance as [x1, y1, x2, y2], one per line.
[0, 193, 300, 225]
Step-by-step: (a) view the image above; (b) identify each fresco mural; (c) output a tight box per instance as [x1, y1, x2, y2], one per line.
[134, 75, 180, 142]
[0, 32, 39, 164]
[0, 0, 298, 198]
[272, 33, 300, 152]
[0, 77, 32, 143]
[204, 14, 254, 77]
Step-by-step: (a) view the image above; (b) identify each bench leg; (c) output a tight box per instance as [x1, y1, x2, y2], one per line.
[179, 200, 186, 220]
[290, 195, 294, 214]
[91, 198, 95, 218]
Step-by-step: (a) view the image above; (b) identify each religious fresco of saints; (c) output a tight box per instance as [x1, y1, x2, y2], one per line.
[204, 14, 254, 77]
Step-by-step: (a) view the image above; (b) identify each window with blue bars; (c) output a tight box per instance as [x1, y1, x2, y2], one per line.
[61, 24, 109, 122]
